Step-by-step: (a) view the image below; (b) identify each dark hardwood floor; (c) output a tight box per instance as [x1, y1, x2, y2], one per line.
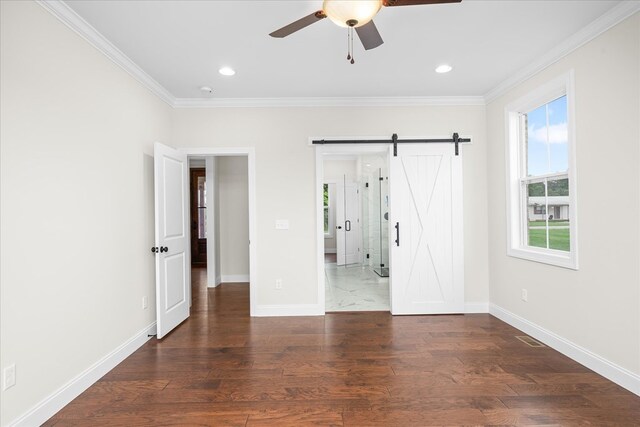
[45, 268, 640, 426]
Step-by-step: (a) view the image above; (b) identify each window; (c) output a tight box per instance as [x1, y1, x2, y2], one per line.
[323, 183, 334, 237]
[505, 72, 578, 269]
[323, 184, 330, 234]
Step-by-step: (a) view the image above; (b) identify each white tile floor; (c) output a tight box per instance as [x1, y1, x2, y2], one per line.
[325, 261, 390, 312]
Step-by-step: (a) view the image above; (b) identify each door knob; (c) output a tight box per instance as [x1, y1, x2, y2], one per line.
[151, 247, 159, 253]
[160, 246, 168, 253]
[337, 226, 342, 229]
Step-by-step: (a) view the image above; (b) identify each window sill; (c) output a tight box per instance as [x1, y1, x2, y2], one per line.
[507, 246, 578, 270]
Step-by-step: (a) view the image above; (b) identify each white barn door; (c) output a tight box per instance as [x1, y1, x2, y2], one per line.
[389, 144, 464, 314]
[153, 142, 190, 338]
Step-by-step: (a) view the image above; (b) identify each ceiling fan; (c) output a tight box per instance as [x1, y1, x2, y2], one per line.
[270, 0, 462, 64]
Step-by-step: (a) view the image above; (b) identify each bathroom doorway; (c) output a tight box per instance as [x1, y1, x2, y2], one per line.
[322, 152, 390, 312]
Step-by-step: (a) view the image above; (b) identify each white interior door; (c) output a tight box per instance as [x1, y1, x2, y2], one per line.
[335, 178, 360, 266]
[153, 142, 190, 338]
[389, 144, 464, 314]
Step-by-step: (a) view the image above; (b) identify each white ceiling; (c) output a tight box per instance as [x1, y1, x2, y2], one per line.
[64, 0, 621, 100]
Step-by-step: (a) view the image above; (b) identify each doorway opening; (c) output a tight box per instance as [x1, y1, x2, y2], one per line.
[153, 144, 256, 338]
[321, 150, 390, 312]
[189, 166, 207, 267]
[187, 155, 250, 286]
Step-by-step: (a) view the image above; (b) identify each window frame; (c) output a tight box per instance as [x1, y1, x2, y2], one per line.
[504, 71, 579, 270]
[323, 183, 335, 238]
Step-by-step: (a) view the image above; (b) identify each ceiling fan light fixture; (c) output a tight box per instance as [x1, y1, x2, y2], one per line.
[322, 0, 382, 28]
[218, 66, 236, 76]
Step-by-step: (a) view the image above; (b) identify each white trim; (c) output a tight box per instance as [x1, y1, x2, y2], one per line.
[7, 322, 156, 427]
[173, 96, 486, 108]
[36, 0, 174, 106]
[179, 147, 257, 316]
[504, 71, 578, 270]
[324, 248, 337, 254]
[490, 304, 640, 396]
[220, 274, 250, 283]
[253, 304, 324, 317]
[464, 302, 489, 313]
[485, 2, 640, 103]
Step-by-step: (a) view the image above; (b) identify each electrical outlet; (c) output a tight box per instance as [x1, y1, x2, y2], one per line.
[142, 296, 148, 309]
[275, 279, 283, 290]
[3, 364, 16, 391]
[521, 289, 528, 302]
[275, 220, 289, 230]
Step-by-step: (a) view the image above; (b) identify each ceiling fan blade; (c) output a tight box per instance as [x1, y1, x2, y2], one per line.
[269, 11, 326, 38]
[355, 21, 384, 51]
[383, 0, 461, 6]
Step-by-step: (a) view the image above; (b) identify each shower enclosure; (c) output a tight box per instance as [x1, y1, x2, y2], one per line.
[362, 167, 389, 277]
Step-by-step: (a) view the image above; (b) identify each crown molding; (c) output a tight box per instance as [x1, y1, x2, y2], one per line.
[172, 96, 486, 108]
[38, 0, 639, 109]
[484, 1, 640, 103]
[36, 0, 175, 106]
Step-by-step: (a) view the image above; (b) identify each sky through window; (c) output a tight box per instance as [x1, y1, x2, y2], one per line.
[526, 95, 568, 176]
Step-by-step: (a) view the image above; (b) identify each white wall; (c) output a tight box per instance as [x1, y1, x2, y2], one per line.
[0, 1, 172, 425]
[323, 158, 358, 181]
[486, 14, 640, 376]
[171, 105, 490, 308]
[205, 156, 220, 286]
[216, 156, 249, 280]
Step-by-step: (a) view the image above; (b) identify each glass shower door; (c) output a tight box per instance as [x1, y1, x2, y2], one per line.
[373, 168, 389, 277]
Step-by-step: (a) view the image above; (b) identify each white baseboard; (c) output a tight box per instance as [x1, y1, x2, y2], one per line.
[324, 248, 336, 254]
[464, 302, 489, 313]
[253, 304, 324, 317]
[490, 303, 640, 396]
[8, 322, 156, 427]
[220, 274, 249, 283]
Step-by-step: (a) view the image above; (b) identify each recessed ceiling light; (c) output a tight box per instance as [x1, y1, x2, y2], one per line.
[218, 67, 236, 76]
[200, 86, 212, 94]
[435, 64, 453, 74]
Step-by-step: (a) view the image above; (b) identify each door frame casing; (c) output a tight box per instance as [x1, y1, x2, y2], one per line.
[315, 141, 391, 313]
[180, 147, 257, 316]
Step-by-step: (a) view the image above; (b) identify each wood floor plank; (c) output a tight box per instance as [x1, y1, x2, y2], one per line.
[246, 409, 343, 427]
[45, 268, 640, 425]
[343, 408, 486, 426]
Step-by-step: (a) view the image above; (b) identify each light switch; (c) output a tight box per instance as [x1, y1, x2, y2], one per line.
[275, 220, 289, 230]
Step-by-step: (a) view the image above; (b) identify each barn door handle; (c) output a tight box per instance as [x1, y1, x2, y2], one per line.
[395, 222, 400, 246]
[345, 220, 351, 232]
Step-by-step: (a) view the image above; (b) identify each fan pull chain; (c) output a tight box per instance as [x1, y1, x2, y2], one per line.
[346, 27, 355, 64]
[346, 27, 351, 61]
